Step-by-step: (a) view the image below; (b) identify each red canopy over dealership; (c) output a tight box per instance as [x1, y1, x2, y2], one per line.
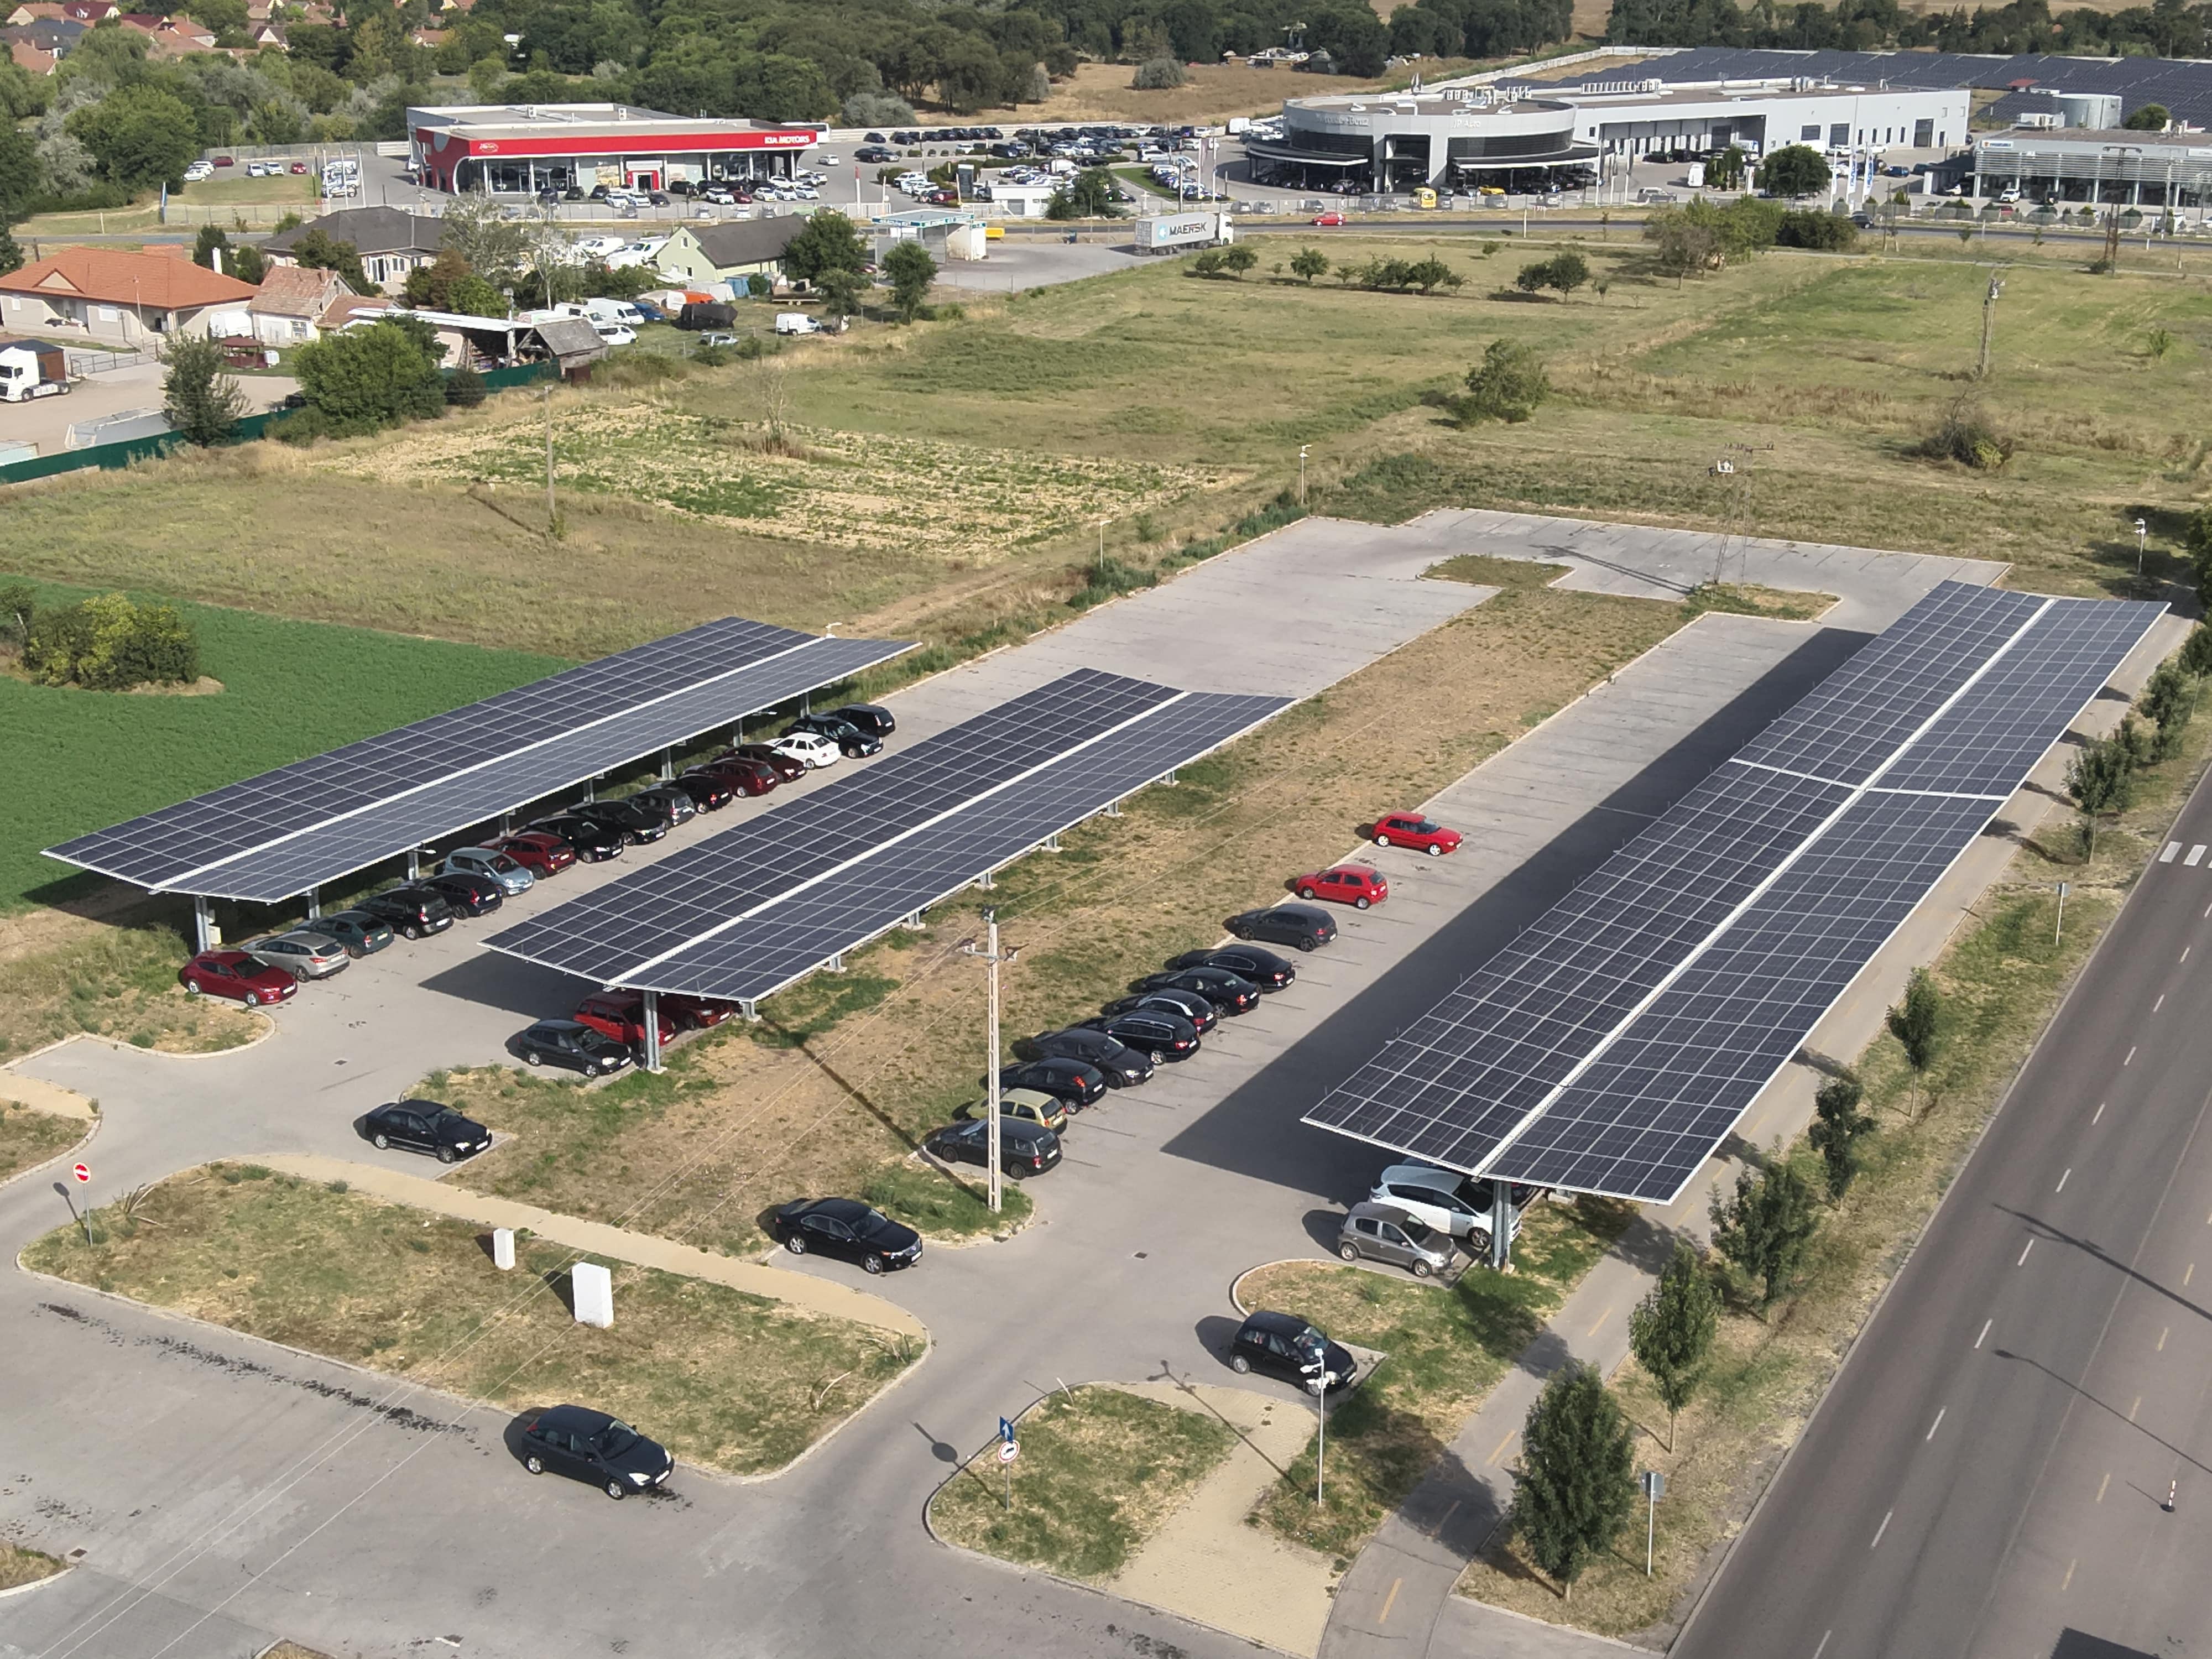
[407, 103, 817, 194]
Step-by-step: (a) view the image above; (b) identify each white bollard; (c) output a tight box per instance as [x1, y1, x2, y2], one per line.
[571, 1261, 613, 1328]
[492, 1228, 515, 1271]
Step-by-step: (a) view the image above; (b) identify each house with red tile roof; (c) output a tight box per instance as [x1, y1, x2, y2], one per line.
[0, 246, 261, 343]
[8, 34, 55, 69]
[244, 263, 354, 344]
[58, 0, 116, 20]
[4, 4, 66, 24]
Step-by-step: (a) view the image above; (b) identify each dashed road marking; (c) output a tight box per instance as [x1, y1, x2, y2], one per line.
[2098, 1471, 2111, 1503]
[2095, 1102, 2107, 1125]
[1379, 1577, 1402, 1624]
[1976, 1318, 1992, 1349]
[2020, 1239, 2036, 1266]
[1812, 1633, 1832, 1659]
[2163, 842, 2182, 863]
[1587, 1306, 1614, 1339]
[2131, 1396, 2142, 1422]
[2062, 1558, 2077, 1592]
[2159, 1327, 2170, 1352]
[2155, 995, 2166, 1013]
[2127, 1047, 2138, 1066]
[1486, 1432, 1514, 1467]
[2058, 1168, 2072, 1192]
[2190, 845, 2208, 867]
[1927, 1407, 1946, 1441]
[1871, 1510, 1893, 1549]
[2189, 1264, 2197, 1287]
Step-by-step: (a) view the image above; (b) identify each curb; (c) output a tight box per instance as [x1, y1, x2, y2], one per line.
[0, 1563, 74, 1603]
[0, 1113, 99, 1196]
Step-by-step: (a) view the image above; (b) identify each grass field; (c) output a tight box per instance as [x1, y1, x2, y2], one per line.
[930, 1385, 1237, 1580]
[23, 1164, 920, 1478]
[0, 1099, 85, 1184]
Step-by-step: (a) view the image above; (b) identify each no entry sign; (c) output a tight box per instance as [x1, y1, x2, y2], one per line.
[71, 1164, 89, 1184]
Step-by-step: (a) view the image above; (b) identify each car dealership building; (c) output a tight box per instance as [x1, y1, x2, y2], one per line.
[407, 103, 817, 196]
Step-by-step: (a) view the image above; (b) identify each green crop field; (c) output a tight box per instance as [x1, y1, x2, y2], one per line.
[0, 578, 564, 912]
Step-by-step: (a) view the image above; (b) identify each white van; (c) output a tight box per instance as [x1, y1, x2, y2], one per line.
[775, 312, 825, 335]
[579, 296, 645, 328]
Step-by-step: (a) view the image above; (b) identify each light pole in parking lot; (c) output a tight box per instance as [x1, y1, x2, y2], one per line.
[1297, 445, 1308, 505]
[963, 910, 1019, 1213]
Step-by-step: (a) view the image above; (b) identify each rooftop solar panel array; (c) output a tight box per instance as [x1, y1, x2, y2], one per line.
[1304, 581, 2163, 1206]
[45, 619, 914, 904]
[484, 669, 1290, 1004]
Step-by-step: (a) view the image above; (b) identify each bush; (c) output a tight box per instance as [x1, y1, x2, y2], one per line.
[23, 592, 199, 690]
[843, 91, 916, 127]
[1514, 251, 1588, 299]
[1775, 209, 1858, 251]
[1916, 394, 2015, 471]
[444, 363, 488, 408]
[693, 342, 733, 367]
[291, 320, 447, 433]
[1131, 56, 1187, 90]
[1453, 338, 1549, 424]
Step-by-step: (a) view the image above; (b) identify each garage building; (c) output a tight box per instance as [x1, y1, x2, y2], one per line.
[408, 103, 816, 197]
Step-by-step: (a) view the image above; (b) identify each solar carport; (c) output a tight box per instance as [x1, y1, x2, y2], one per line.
[484, 668, 1290, 1066]
[1304, 582, 2163, 1259]
[45, 616, 914, 949]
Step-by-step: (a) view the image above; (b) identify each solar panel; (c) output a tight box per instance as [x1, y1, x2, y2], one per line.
[1303, 582, 2163, 1206]
[45, 620, 914, 903]
[483, 671, 1290, 1004]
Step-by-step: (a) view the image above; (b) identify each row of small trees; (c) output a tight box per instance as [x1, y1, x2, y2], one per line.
[0, 582, 200, 690]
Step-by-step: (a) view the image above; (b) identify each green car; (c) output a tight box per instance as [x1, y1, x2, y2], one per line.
[957, 1087, 1068, 1134]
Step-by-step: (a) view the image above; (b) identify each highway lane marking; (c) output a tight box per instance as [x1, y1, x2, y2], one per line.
[2058, 1168, 2072, 1193]
[2098, 1472, 2111, 1503]
[2185, 948, 2194, 964]
[1927, 1407, 1946, 1441]
[1486, 1432, 1514, 1467]
[2095, 1102, 2107, 1125]
[1812, 1632, 1832, 1659]
[1871, 1509, 1893, 1549]
[1379, 1578, 1401, 1624]
[2189, 1264, 2197, 1287]
[1976, 1318, 1992, 1349]
[2164, 842, 2182, 863]
[2063, 1558, 2077, 1592]
[1587, 1306, 1614, 1338]
[2192, 846, 2209, 867]
[2203, 900, 2211, 920]
[2020, 1239, 2036, 1266]
[2155, 995, 2167, 1013]
[2126, 1047, 2137, 1066]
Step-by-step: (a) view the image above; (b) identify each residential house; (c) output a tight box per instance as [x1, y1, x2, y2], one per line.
[318, 293, 395, 332]
[0, 246, 260, 342]
[247, 19, 281, 45]
[4, 15, 84, 53]
[261, 207, 446, 291]
[8, 35, 55, 68]
[57, 0, 116, 19]
[244, 262, 352, 345]
[3, 3, 64, 23]
[651, 218, 804, 286]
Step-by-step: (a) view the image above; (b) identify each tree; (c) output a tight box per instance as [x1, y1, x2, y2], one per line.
[192, 224, 231, 272]
[1046, 166, 1123, 220]
[1808, 1072, 1875, 1201]
[1190, 248, 1224, 277]
[881, 239, 937, 320]
[445, 362, 487, 408]
[1517, 251, 1589, 300]
[1627, 1240, 1718, 1452]
[1755, 144, 1831, 199]
[2065, 734, 2135, 857]
[2124, 102, 2171, 131]
[286, 228, 369, 294]
[291, 319, 447, 432]
[784, 209, 869, 283]
[2139, 659, 2199, 761]
[229, 242, 267, 286]
[1220, 243, 1258, 278]
[0, 127, 41, 227]
[68, 82, 199, 192]
[815, 265, 865, 320]
[1406, 257, 1460, 294]
[23, 592, 198, 689]
[1456, 338, 1549, 424]
[1885, 968, 1947, 1121]
[161, 333, 247, 448]
[1131, 56, 1186, 89]
[1647, 216, 1720, 286]
[2180, 620, 2212, 681]
[1511, 1363, 1636, 1599]
[437, 191, 529, 286]
[1706, 143, 1747, 190]
[0, 580, 36, 649]
[0, 228, 21, 280]
[1290, 246, 1329, 284]
[1712, 1162, 1818, 1316]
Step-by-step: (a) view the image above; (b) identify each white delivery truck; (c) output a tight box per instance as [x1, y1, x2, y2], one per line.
[1133, 211, 1234, 253]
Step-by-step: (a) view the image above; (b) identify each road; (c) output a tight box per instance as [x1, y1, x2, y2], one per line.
[1678, 763, 2212, 1659]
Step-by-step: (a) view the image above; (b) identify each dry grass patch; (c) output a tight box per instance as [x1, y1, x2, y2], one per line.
[930, 1385, 1237, 1582]
[23, 1165, 919, 1478]
[0, 914, 262, 1064]
[0, 1539, 65, 1592]
[0, 1099, 87, 1185]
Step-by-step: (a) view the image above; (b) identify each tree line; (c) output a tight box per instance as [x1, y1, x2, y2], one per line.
[1604, 0, 2208, 61]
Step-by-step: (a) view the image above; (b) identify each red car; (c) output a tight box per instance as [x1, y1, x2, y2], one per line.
[1312, 211, 1344, 226]
[289, 160, 308, 174]
[573, 992, 677, 1049]
[1370, 812, 1463, 857]
[212, 155, 234, 166]
[489, 831, 578, 877]
[1293, 863, 1389, 909]
[695, 756, 780, 797]
[717, 743, 806, 782]
[179, 950, 298, 1005]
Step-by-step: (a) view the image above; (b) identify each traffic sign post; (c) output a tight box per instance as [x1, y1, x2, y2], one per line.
[59, 1164, 91, 1247]
[999, 1433, 1019, 1510]
[2056, 880, 2069, 942]
[1641, 1469, 1665, 1576]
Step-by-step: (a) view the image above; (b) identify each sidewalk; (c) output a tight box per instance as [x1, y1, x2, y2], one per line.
[260, 1153, 926, 1340]
[1318, 610, 2190, 1659]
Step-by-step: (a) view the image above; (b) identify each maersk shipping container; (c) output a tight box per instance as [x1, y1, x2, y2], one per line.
[1134, 212, 1233, 253]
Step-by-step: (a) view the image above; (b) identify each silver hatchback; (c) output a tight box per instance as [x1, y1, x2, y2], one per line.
[442, 846, 535, 895]
[1337, 1202, 1455, 1278]
[244, 930, 351, 980]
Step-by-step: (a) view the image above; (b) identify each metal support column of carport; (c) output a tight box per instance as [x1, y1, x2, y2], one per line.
[640, 989, 662, 1072]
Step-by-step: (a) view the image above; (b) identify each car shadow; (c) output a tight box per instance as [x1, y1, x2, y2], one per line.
[501, 1411, 547, 1468]
[1194, 1313, 1246, 1367]
[1301, 1208, 1345, 1253]
[1159, 626, 1871, 1199]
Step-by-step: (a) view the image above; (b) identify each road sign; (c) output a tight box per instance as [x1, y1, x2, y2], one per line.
[71, 1164, 88, 1185]
[1641, 1470, 1665, 1500]
[999, 1416, 1015, 1443]
[998, 1438, 1020, 1464]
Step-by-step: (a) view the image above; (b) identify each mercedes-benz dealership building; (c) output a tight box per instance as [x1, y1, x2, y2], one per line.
[1247, 90, 1599, 193]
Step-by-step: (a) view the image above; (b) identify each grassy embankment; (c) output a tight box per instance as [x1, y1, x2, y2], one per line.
[23, 1164, 919, 1477]
[0, 1098, 87, 1184]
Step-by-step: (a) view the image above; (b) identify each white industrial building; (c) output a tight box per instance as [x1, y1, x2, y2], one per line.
[1550, 82, 1969, 159]
[1965, 127, 2212, 208]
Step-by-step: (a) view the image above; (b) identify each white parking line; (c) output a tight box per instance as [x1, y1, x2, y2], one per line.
[1975, 1318, 1992, 1349]
[1927, 1407, 1946, 1441]
[1871, 1509, 1893, 1549]
[2020, 1239, 2036, 1266]
[2057, 1168, 2072, 1192]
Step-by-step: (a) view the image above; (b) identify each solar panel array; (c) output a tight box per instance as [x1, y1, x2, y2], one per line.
[45, 619, 914, 904]
[1304, 581, 2163, 1205]
[485, 669, 1290, 1004]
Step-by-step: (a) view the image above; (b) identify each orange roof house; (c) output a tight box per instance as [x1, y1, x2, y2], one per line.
[0, 246, 261, 342]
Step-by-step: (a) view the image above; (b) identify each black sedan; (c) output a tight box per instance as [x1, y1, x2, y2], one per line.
[572, 800, 668, 845]
[831, 702, 896, 739]
[774, 1197, 922, 1274]
[512, 1019, 634, 1078]
[423, 870, 504, 917]
[926, 1117, 1062, 1177]
[356, 884, 457, 939]
[1013, 1026, 1154, 1086]
[630, 784, 697, 827]
[530, 813, 625, 862]
[666, 770, 734, 812]
[519, 1405, 674, 1500]
[990, 1057, 1109, 1109]
[1102, 988, 1219, 1035]
[787, 713, 881, 758]
[1226, 904, 1337, 952]
[314, 909, 394, 957]
[1079, 1007, 1199, 1060]
[1168, 944, 1295, 991]
[1135, 966, 1261, 1015]
[363, 1099, 491, 1163]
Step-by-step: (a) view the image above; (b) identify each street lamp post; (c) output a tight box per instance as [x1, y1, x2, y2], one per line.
[1302, 1342, 1328, 1505]
[2136, 517, 2149, 576]
[962, 910, 1019, 1213]
[1297, 444, 1308, 505]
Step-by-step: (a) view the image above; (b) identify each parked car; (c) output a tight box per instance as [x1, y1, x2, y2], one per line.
[526, 814, 624, 862]
[666, 770, 734, 812]
[312, 909, 394, 957]
[1229, 1310, 1357, 1390]
[718, 743, 807, 782]
[1368, 1164, 1531, 1244]
[958, 1086, 1071, 1133]
[357, 884, 457, 939]
[442, 846, 536, 895]
[1224, 903, 1337, 952]
[1134, 966, 1260, 1014]
[1311, 211, 1345, 226]
[659, 993, 737, 1029]
[573, 992, 677, 1050]
[1014, 1026, 1153, 1086]
[829, 702, 896, 740]
[1293, 863, 1388, 909]
[1337, 1202, 1454, 1277]
[927, 1116, 1061, 1177]
[991, 1057, 1109, 1109]
[1100, 988, 1218, 1035]
[1369, 812, 1463, 856]
[178, 949, 298, 1005]
[518, 1405, 675, 1499]
[773, 1197, 922, 1273]
[1166, 945, 1294, 990]
[243, 928, 351, 980]
[1077, 1007, 1199, 1060]
[631, 784, 698, 827]
[571, 800, 669, 844]
[769, 729, 841, 770]
[787, 712, 882, 758]
[489, 830, 578, 877]
[695, 756, 781, 797]
[363, 1099, 491, 1164]
[423, 870, 505, 917]
[512, 1018, 634, 1077]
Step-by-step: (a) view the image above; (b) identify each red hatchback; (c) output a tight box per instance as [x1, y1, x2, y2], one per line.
[179, 950, 298, 1005]
[1312, 211, 1345, 226]
[489, 831, 578, 877]
[1293, 864, 1389, 909]
[695, 757, 780, 797]
[1370, 812, 1463, 857]
[573, 992, 677, 1049]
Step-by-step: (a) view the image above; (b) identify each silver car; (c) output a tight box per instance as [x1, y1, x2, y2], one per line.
[441, 846, 535, 895]
[1338, 1202, 1455, 1278]
[244, 930, 351, 980]
[1370, 1163, 1526, 1245]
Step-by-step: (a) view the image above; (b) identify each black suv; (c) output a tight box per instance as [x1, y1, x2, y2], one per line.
[992, 1057, 1109, 1108]
[830, 702, 896, 740]
[422, 870, 504, 918]
[786, 712, 881, 758]
[926, 1117, 1062, 1177]
[1225, 903, 1337, 953]
[774, 1198, 922, 1274]
[1014, 1026, 1154, 1086]
[357, 884, 456, 940]
[572, 800, 669, 844]
[363, 1099, 491, 1163]
[630, 783, 698, 826]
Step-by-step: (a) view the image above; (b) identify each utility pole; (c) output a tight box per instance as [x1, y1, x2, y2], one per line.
[542, 383, 557, 533]
[1297, 444, 1308, 505]
[962, 911, 1019, 1213]
[1976, 271, 2004, 380]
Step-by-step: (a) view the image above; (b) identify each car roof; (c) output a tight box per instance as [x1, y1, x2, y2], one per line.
[1001, 1088, 1061, 1108]
[530, 1019, 587, 1035]
[1377, 1163, 1465, 1193]
[536, 1404, 614, 1432]
[799, 1197, 869, 1222]
[1240, 1309, 1310, 1336]
[1345, 1201, 1425, 1228]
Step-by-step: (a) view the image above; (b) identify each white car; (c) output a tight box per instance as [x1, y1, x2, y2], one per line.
[817, 154, 839, 166]
[1368, 1164, 1528, 1244]
[184, 161, 213, 181]
[769, 730, 841, 770]
[591, 322, 637, 346]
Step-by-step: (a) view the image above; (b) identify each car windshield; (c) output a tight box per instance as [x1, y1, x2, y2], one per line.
[1398, 1215, 1434, 1246]
[578, 1030, 623, 1053]
[597, 1421, 640, 1457]
[491, 855, 521, 873]
[1415, 821, 1442, 834]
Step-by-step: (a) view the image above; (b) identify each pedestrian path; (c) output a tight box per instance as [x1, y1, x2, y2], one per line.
[0, 1075, 96, 1121]
[1108, 1379, 1339, 1657]
[260, 1154, 926, 1340]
